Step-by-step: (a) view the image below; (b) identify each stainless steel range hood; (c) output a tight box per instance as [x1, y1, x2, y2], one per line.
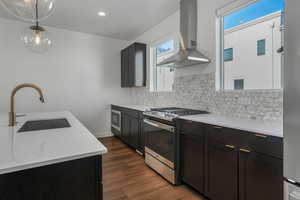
[157, 0, 210, 68]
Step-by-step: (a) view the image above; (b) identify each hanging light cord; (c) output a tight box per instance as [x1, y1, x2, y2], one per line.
[35, 0, 39, 27]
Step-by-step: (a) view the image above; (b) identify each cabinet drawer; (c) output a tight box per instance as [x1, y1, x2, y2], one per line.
[122, 108, 140, 119]
[180, 120, 204, 136]
[248, 133, 283, 159]
[206, 125, 241, 146]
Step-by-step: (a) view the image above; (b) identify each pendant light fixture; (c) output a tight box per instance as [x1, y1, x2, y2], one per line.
[20, 0, 52, 53]
[21, 24, 52, 53]
[0, 0, 55, 22]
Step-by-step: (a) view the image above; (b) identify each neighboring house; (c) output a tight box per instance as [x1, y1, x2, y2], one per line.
[224, 11, 283, 90]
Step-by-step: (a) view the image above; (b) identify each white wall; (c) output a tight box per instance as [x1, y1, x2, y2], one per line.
[0, 18, 130, 137]
[224, 12, 282, 90]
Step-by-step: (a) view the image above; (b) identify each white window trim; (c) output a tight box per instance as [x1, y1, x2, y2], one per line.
[215, 15, 224, 91]
[215, 0, 272, 91]
[149, 33, 179, 92]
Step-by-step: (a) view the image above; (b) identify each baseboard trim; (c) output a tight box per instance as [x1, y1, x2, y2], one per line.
[94, 131, 114, 138]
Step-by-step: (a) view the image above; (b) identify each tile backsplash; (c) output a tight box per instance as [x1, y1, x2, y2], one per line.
[127, 73, 283, 122]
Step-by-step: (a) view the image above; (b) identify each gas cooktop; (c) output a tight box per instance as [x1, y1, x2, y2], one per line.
[143, 107, 209, 122]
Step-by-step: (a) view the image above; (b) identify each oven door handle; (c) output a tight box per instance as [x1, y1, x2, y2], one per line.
[143, 119, 175, 133]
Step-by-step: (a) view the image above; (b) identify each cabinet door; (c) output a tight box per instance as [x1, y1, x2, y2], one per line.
[180, 133, 205, 193]
[128, 45, 135, 87]
[122, 114, 130, 144]
[122, 114, 139, 149]
[52, 156, 100, 200]
[206, 140, 238, 200]
[0, 172, 27, 200]
[138, 119, 145, 154]
[239, 150, 283, 200]
[121, 49, 126, 87]
[129, 117, 139, 149]
[134, 43, 146, 87]
[121, 48, 130, 87]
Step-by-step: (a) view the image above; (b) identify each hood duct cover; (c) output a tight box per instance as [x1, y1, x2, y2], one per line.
[158, 0, 210, 68]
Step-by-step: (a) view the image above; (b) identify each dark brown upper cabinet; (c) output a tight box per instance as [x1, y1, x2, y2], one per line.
[121, 43, 147, 87]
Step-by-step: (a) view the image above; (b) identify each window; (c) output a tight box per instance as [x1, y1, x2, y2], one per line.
[224, 48, 233, 61]
[150, 38, 177, 92]
[156, 40, 175, 57]
[217, 0, 284, 90]
[234, 79, 244, 90]
[257, 39, 266, 56]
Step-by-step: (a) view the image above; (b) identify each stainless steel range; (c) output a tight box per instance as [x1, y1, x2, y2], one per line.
[143, 107, 208, 185]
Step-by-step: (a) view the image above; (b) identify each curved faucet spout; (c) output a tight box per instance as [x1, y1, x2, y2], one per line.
[9, 83, 45, 126]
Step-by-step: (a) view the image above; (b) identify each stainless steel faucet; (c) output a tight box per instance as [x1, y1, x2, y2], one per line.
[9, 83, 45, 126]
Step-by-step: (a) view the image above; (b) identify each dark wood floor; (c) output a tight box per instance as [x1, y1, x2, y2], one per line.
[99, 137, 205, 200]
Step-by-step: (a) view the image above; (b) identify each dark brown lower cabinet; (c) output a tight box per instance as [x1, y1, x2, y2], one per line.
[206, 141, 238, 200]
[122, 113, 139, 149]
[179, 120, 283, 200]
[181, 133, 205, 193]
[112, 106, 145, 155]
[0, 156, 102, 200]
[239, 151, 283, 200]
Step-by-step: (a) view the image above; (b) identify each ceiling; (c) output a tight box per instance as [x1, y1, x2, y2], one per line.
[0, 0, 179, 41]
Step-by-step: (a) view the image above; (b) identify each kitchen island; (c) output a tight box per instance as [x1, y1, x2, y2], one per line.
[0, 111, 107, 200]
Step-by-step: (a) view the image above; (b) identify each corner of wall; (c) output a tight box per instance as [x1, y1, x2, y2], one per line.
[94, 131, 114, 139]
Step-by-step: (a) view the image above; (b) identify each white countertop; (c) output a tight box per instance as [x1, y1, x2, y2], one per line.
[0, 111, 107, 175]
[179, 114, 283, 138]
[112, 104, 153, 112]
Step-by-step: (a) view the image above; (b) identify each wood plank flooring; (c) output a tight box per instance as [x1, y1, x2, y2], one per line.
[99, 137, 205, 200]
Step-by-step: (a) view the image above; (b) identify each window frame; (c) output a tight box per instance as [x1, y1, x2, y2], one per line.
[257, 39, 266, 56]
[149, 34, 179, 92]
[215, 0, 283, 91]
[156, 40, 177, 58]
[224, 48, 234, 62]
[234, 79, 244, 90]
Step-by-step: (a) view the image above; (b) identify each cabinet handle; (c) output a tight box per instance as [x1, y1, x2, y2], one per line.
[213, 126, 223, 129]
[225, 144, 235, 149]
[255, 134, 267, 138]
[240, 148, 251, 153]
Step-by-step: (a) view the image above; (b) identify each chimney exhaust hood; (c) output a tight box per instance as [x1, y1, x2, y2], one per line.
[157, 0, 210, 68]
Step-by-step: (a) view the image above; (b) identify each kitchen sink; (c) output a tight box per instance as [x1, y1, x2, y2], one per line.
[18, 118, 71, 133]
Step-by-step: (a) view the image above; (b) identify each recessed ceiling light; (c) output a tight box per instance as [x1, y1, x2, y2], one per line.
[98, 11, 107, 17]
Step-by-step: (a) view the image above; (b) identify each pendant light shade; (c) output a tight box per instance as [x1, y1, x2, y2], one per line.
[0, 0, 55, 22]
[21, 25, 52, 53]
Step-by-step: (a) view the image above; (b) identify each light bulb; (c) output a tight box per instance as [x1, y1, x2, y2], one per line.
[49, 2, 53, 10]
[34, 33, 41, 45]
[98, 11, 107, 17]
